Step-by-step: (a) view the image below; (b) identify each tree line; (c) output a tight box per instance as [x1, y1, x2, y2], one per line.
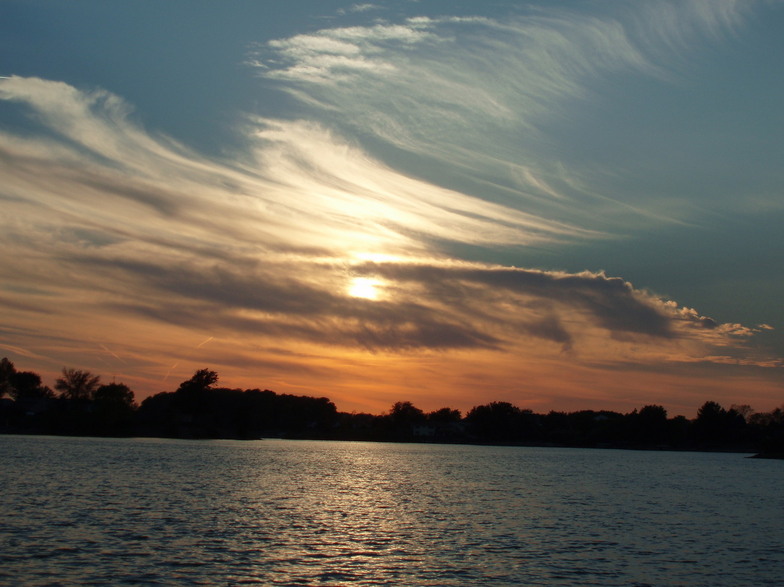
[1, 358, 782, 456]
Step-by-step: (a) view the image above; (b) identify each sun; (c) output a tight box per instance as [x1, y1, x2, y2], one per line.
[348, 277, 381, 300]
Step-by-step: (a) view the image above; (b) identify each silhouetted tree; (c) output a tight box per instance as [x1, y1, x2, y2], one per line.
[9, 371, 54, 400]
[730, 404, 754, 423]
[543, 410, 572, 444]
[136, 391, 177, 436]
[4, 356, 782, 452]
[724, 406, 749, 445]
[639, 404, 667, 421]
[94, 382, 135, 408]
[694, 401, 721, 446]
[0, 359, 53, 400]
[749, 407, 783, 428]
[696, 400, 726, 422]
[466, 402, 526, 442]
[55, 368, 100, 401]
[427, 407, 462, 424]
[750, 406, 784, 456]
[634, 404, 668, 444]
[176, 369, 218, 395]
[90, 382, 137, 435]
[693, 400, 748, 447]
[666, 415, 691, 448]
[390, 401, 425, 423]
[0, 357, 14, 398]
[385, 401, 426, 440]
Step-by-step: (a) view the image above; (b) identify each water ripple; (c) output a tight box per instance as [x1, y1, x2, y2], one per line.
[1, 436, 782, 585]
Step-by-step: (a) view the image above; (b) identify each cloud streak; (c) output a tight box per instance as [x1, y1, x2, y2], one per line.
[0, 66, 776, 368]
[0, 0, 781, 414]
[251, 0, 756, 233]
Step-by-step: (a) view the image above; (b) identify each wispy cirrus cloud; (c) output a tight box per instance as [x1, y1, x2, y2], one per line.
[1, 75, 772, 367]
[337, 3, 384, 16]
[1, 74, 598, 260]
[0, 0, 781, 414]
[250, 0, 753, 232]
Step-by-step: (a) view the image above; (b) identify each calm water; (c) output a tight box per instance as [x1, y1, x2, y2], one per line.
[1, 436, 782, 586]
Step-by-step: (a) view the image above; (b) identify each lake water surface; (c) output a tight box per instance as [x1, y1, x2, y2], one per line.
[1, 435, 782, 585]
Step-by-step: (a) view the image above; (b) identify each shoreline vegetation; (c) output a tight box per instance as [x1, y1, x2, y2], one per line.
[1, 359, 783, 457]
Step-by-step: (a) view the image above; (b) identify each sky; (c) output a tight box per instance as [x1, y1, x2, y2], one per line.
[1, 0, 783, 417]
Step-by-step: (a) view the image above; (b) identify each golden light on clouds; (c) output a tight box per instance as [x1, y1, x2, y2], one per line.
[2, 0, 784, 419]
[348, 277, 382, 300]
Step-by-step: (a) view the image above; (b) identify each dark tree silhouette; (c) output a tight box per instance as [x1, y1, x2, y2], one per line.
[427, 407, 462, 424]
[390, 401, 425, 424]
[55, 368, 101, 401]
[634, 404, 669, 444]
[730, 404, 753, 422]
[0, 358, 53, 400]
[91, 382, 136, 435]
[666, 415, 691, 447]
[382, 401, 426, 440]
[2, 358, 783, 455]
[693, 400, 748, 447]
[750, 406, 784, 456]
[639, 404, 667, 421]
[9, 371, 54, 400]
[0, 357, 14, 398]
[177, 369, 219, 394]
[697, 400, 726, 423]
[466, 402, 529, 442]
[94, 382, 135, 408]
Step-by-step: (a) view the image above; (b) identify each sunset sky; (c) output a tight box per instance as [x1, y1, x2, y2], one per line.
[1, 0, 782, 417]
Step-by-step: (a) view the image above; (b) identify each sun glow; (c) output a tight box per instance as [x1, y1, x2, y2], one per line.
[352, 252, 404, 263]
[348, 277, 382, 300]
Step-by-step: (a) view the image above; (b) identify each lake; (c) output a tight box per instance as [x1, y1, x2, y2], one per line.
[1, 435, 782, 585]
